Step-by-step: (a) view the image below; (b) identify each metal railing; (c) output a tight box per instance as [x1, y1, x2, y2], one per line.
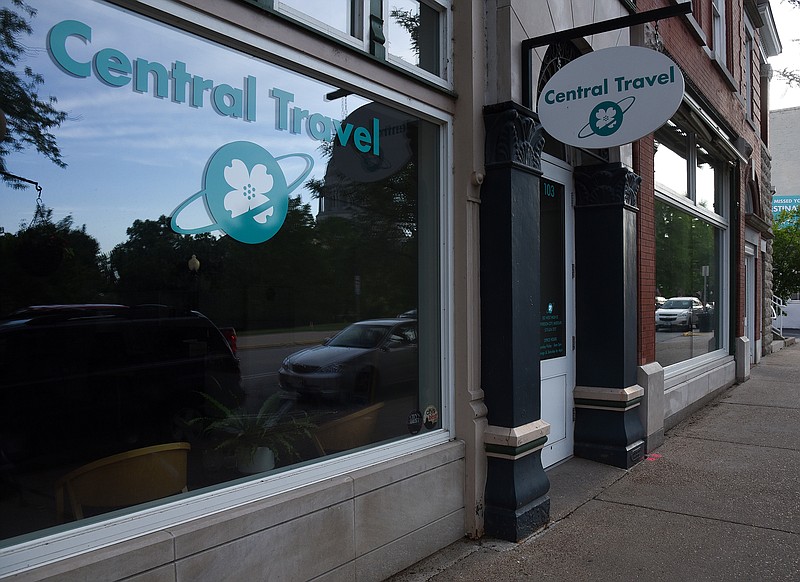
[771, 295, 786, 338]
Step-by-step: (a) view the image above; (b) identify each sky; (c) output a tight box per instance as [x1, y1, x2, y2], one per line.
[768, 0, 800, 110]
[2, 0, 798, 251]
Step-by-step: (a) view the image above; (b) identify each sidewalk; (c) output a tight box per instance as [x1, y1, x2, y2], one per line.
[387, 343, 800, 581]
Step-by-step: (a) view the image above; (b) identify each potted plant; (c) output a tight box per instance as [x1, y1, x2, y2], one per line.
[195, 393, 317, 474]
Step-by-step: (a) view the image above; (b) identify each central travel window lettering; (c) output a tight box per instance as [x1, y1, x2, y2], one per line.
[270, 88, 380, 154]
[46, 19, 380, 153]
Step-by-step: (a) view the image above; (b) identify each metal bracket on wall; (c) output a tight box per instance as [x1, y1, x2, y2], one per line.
[520, 3, 693, 108]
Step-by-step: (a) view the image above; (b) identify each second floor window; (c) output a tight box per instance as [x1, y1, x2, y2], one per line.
[712, 0, 728, 68]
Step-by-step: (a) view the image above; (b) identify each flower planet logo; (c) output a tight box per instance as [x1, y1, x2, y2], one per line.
[578, 97, 636, 139]
[171, 141, 313, 244]
[537, 46, 684, 149]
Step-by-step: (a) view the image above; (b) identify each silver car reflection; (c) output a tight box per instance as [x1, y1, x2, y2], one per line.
[278, 318, 418, 402]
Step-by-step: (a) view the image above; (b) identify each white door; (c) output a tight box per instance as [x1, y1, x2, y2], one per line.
[745, 244, 756, 363]
[539, 159, 575, 468]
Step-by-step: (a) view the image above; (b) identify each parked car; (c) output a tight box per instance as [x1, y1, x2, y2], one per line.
[655, 297, 706, 331]
[0, 304, 243, 467]
[279, 318, 418, 402]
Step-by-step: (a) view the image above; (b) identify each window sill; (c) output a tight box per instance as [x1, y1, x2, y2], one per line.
[663, 351, 733, 390]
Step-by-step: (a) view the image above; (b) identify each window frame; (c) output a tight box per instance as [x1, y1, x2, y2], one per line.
[653, 120, 732, 375]
[711, 0, 728, 69]
[267, 0, 453, 88]
[0, 0, 455, 572]
[384, 0, 451, 84]
[274, 0, 368, 50]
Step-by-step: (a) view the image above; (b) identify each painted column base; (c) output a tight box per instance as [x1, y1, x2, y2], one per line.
[573, 385, 645, 469]
[483, 420, 551, 541]
[484, 492, 550, 542]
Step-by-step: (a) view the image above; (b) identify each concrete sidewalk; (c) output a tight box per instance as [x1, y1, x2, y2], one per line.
[387, 343, 800, 581]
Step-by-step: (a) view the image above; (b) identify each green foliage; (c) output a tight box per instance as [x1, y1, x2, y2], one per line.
[0, 0, 68, 184]
[194, 392, 317, 461]
[655, 201, 716, 299]
[390, 7, 420, 56]
[0, 204, 109, 314]
[772, 207, 800, 300]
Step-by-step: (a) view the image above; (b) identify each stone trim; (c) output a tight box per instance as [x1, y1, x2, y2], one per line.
[484, 420, 550, 460]
[574, 385, 644, 411]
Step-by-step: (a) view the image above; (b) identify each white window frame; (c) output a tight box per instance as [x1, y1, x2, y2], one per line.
[272, 0, 452, 88]
[275, 0, 368, 52]
[384, 0, 451, 86]
[654, 119, 732, 376]
[0, 0, 455, 575]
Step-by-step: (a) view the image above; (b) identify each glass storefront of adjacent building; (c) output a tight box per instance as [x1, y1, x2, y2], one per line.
[653, 119, 729, 369]
[0, 0, 450, 551]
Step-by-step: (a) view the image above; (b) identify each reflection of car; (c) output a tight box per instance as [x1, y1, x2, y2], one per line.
[655, 297, 705, 330]
[279, 318, 418, 402]
[0, 304, 243, 466]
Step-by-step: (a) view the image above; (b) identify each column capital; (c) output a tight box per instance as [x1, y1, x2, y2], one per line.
[483, 101, 545, 174]
[574, 162, 641, 209]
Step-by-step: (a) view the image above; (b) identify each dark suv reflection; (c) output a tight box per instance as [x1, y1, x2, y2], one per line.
[0, 304, 243, 469]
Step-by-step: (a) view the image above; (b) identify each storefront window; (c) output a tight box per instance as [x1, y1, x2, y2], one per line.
[653, 123, 728, 369]
[653, 123, 689, 199]
[655, 201, 722, 367]
[0, 0, 443, 543]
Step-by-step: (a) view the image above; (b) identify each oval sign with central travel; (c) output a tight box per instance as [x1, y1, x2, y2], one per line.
[537, 46, 684, 148]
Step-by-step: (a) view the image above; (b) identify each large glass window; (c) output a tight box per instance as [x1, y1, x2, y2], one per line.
[0, 0, 444, 543]
[653, 123, 728, 368]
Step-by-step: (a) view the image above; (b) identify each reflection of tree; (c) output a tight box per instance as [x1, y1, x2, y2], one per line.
[0, 205, 109, 314]
[307, 129, 418, 320]
[0, 0, 68, 185]
[390, 6, 420, 57]
[773, 208, 800, 300]
[655, 201, 715, 299]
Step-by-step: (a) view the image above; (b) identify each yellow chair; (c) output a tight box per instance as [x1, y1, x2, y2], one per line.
[55, 442, 191, 521]
[313, 402, 385, 456]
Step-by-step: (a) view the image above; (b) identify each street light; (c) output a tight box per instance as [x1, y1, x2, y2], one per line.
[188, 254, 200, 273]
[188, 254, 200, 310]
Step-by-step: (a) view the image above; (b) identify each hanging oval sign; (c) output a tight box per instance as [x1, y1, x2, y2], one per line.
[537, 46, 684, 148]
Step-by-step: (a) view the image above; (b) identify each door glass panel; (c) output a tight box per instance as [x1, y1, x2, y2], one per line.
[540, 178, 566, 360]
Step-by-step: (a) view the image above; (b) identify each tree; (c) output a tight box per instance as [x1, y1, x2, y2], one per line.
[772, 207, 800, 300]
[0, 204, 109, 314]
[0, 0, 68, 185]
[777, 0, 800, 87]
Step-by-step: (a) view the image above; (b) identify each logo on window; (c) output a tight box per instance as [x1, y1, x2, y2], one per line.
[171, 141, 313, 244]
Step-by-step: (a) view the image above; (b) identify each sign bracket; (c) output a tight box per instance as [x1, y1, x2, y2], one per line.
[521, 3, 692, 108]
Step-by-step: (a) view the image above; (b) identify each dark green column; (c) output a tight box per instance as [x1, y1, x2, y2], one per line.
[481, 102, 550, 541]
[573, 162, 645, 469]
